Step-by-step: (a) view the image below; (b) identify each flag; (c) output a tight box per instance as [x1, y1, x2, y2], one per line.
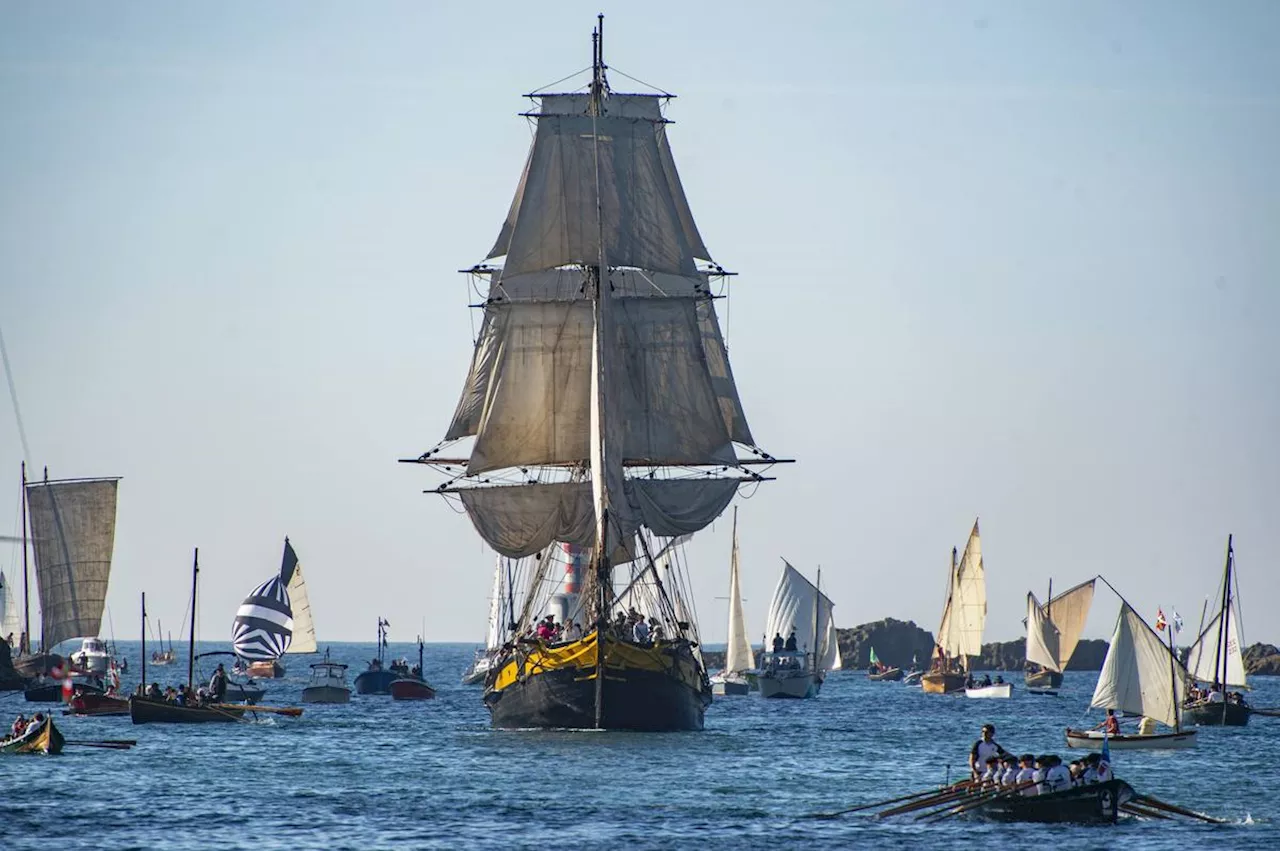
[869, 647, 880, 666]
[1101, 728, 1111, 765]
[1154, 609, 1167, 632]
[1172, 609, 1184, 634]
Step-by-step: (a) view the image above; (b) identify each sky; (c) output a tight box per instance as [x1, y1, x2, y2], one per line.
[1, 2, 1277, 649]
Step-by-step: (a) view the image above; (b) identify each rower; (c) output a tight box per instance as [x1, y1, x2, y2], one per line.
[1032, 755, 1050, 795]
[981, 755, 1001, 786]
[1000, 754, 1020, 787]
[1016, 754, 1037, 795]
[968, 723, 1009, 778]
[1044, 755, 1072, 793]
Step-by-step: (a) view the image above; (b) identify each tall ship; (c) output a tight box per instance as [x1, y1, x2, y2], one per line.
[404, 17, 784, 730]
[922, 520, 984, 695]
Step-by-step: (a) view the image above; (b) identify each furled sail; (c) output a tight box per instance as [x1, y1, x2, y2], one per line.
[764, 561, 839, 672]
[279, 538, 316, 654]
[25, 477, 119, 650]
[1040, 578, 1095, 670]
[937, 521, 986, 660]
[723, 513, 753, 675]
[1089, 603, 1187, 730]
[1025, 591, 1061, 672]
[232, 577, 293, 661]
[1185, 610, 1247, 689]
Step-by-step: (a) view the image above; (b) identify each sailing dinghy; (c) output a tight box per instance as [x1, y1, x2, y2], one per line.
[711, 508, 754, 696]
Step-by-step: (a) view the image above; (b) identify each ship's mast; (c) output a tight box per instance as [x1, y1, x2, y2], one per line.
[20, 461, 29, 655]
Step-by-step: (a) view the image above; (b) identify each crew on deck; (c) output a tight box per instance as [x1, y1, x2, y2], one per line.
[771, 633, 785, 653]
[784, 630, 798, 652]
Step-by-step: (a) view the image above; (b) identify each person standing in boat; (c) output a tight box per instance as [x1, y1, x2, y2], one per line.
[209, 663, 228, 702]
[969, 724, 1009, 778]
[771, 633, 785, 653]
[784, 629, 798, 652]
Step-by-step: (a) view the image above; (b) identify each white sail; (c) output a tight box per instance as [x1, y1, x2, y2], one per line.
[0, 571, 21, 646]
[937, 520, 986, 659]
[724, 511, 753, 674]
[764, 561, 838, 673]
[1025, 591, 1061, 672]
[1185, 610, 1248, 689]
[825, 620, 843, 671]
[484, 558, 504, 650]
[25, 477, 119, 650]
[1041, 578, 1096, 670]
[1090, 603, 1187, 730]
[279, 539, 316, 654]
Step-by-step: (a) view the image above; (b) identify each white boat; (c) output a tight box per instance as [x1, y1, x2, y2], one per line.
[922, 521, 984, 695]
[758, 562, 839, 699]
[1064, 597, 1197, 750]
[965, 682, 1013, 699]
[712, 508, 754, 697]
[69, 637, 112, 675]
[462, 558, 506, 685]
[1024, 578, 1097, 695]
[301, 650, 350, 704]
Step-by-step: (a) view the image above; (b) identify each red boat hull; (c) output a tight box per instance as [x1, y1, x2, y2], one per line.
[65, 692, 130, 717]
[389, 678, 436, 701]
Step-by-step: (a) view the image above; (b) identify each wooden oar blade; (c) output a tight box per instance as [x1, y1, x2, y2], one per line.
[1133, 795, 1227, 824]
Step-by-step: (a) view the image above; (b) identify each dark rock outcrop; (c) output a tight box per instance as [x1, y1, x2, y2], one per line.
[1244, 643, 1280, 676]
[0, 640, 26, 690]
[835, 618, 935, 669]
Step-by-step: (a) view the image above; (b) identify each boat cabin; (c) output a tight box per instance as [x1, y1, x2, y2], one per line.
[761, 650, 812, 675]
[308, 661, 349, 689]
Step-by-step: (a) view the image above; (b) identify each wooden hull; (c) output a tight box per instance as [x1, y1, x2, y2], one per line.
[129, 696, 245, 724]
[65, 692, 130, 717]
[1184, 699, 1250, 727]
[389, 678, 436, 701]
[301, 685, 350, 704]
[484, 632, 709, 731]
[921, 671, 965, 694]
[245, 660, 285, 679]
[979, 779, 1134, 824]
[1025, 669, 1063, 689]
[1065, 727, 1197, 750]
[965, 683, 1013, 699]
[1, 716, 64, 755]
[869, 667, 903, 681]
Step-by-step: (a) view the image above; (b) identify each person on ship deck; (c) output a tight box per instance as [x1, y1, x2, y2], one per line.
[784, 630, 798, 652]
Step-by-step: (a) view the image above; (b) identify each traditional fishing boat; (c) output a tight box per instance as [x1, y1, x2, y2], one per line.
[1182, 535, 1251, 726]
[302, 649, 350, 704]
[195, 652, 266, 704]
[758, 562, 839, 699]
[1065, 596, 1197, 750]
[1, 715, 64, 755]
[64, 689, 129, 717]
[402, 16, 785, 731]
[461, 559, 506, 685]
[923, 521, 984, 695]
[711, 508, 754, 696]
[233, 538, 302, 679]
[24, 671, 104, 703]
[390, 638, 436, 701]
[1024, 578, 1097, 694]
[354, 617, 397, 695]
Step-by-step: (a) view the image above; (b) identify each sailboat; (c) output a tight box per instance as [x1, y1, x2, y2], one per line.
[758, 562, 839, 699]
[1183, 535, 1251, 726]
[1024, 578, 1097, 694]
[149, 619, 176, 665]
[1, 571, 22, 653]
[867, 647, 902, 681]
[280, 537, 317, 656]
[402, 16, 784, 731]
[710, 508, 753, 696]
[922, 520, 984, 695]
[461, 558, 506, 686]
[1064, 597, 1197, 750]
[232, 538, 300, 679]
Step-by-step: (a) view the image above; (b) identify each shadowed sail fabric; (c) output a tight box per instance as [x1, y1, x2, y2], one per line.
[233, 577, 293, 660]
[1090, 603, 1188, 730]
[1038, 579, 1096, 670]
[25, 477, 119, 650]
[1185, 610, 1248, 689]
[1025, 591, 1061, 672]
[279, 539, 316, 654]
[723, 517, 753, 675]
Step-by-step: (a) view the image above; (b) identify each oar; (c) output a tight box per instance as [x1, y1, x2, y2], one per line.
[1121, 803, 1172, 820]
[879, 783, 979, 818]
[214, 703, 303, 717]
[1250, 707, 1280, 717]
[810, 781, 972, 819]
[62, 740, 136, 750]
[1132, 794, 1227, 824]
[64, 738, 138, 747]
[920, 780, 1037, 823]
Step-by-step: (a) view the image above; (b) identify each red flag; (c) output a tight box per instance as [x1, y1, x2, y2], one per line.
[1154, 609, 1168, 632]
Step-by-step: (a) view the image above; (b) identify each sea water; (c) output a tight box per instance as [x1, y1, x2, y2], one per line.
[1, 641, 1272, 850]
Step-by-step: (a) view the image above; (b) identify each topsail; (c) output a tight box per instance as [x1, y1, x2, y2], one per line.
[25, 476, 120, 650]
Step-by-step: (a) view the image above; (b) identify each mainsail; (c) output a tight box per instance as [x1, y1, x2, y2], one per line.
[1185, 610, 1247, 689]
[279, 538, 316, 654]
[1039, 579, 1095, 670]
[1090, 602, 1187, 730]
[936, 520, 986, 660]
[1024, 591, 1060, 672]
[232, 576, 293, 661]
[764, 562, 839, 672]
[723, 510, 753, 675]
[25, 477, 120, 650]
[0, 572, 21, 645]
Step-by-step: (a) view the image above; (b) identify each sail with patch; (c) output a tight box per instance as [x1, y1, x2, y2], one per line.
[232, 576, 293, 660]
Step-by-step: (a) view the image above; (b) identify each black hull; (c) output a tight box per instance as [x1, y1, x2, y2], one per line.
[1025, 669, 1063, 689]
[354, 669, 398, 695]
[979, 779, 1134, 824]
[869, 668, 903, 682]
[486, 664, 709, 731]
[25, 681, 104, 703]
[129, 696, 244, 724]
[1185, 700, 1251, 727]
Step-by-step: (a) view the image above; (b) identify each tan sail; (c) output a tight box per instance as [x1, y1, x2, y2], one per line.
[281, 539, 317, 654]
[937, 520, 985, 660]
[723, 510, 753, 675]
[1040, 578, 1095, 670]
[1025, 591, 1060, 672]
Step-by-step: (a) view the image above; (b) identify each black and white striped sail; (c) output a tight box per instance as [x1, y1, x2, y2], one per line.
[232, 576, 293, 660]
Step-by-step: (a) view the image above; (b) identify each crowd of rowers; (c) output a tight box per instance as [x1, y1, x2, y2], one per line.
[3, 712, 48, 743]
[970, 724, 1113, 796]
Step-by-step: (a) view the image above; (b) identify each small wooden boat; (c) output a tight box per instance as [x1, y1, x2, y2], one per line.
[1024, 578, 1097, 693]
[129, 695, 245, 724]
[977, 779, 1134, 824]
[965, 682, 1012, 699]
[869, 667, 903, 682]
[243, 659, 286, 679]
[921, 671, 965, 694]
[1, 715, 64, 755]
[1065, 727, 1197, 750]
[712, 509, 755, 698]
[1184, 699, 1251, 727]
[389, 638, 435, 701]
[64, 690, 129, 717]
[302, 651, 351, 704]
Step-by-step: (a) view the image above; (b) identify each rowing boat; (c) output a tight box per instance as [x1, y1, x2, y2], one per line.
[64, 691, 129, 717]
[128, 696, 245, 724]
[1, 715, 64, 755]
[869, 667, 903, 682]
[977, 779, 1134, 824]
[1064, 727, 1197, 750]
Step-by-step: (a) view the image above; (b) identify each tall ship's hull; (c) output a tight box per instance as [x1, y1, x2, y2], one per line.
[921, 671, 966, 694]
[484, 631, 709, 731]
